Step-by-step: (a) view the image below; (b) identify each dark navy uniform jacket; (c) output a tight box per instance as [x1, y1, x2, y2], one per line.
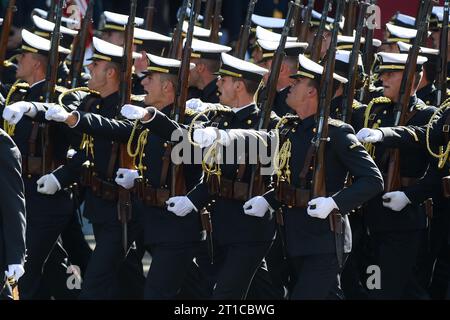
[352, 96, 437, 232]
[188, 78, 221, 104]
[261, 115, 383, 256]
[0, 129, 26, 272]
[54, 103, 205, 245]
[257, 85, 295, 117]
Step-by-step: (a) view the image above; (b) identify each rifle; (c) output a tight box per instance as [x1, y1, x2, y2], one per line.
[310, 0, 332, 62]
[341, 1, 368, 124]
[360, 0, 377, 104]
[117, 0, 138, 255]
[168, 0, 189, 59]
[248, 0, 300, 198]
[342, 0, 358, 36]
[234, 0, 258, 59]
[209, 0, 223, 43]
[291, 0, 302, 37]
[144, 0, 156, 31]
[42, 0, 64, 176]
[311, 0, 345, 269]
[384, 0, 433, 193]
[436, 0, 449, 106]
[297, 0, 315, 42]
[69, 0, 94, 88]
[48, 0, 58, 22]
[0, 0, 16, 83]
[202, 0, 214, 29]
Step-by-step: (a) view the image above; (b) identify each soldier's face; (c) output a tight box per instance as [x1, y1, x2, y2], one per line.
[16, 52, 38, 80]
[380, 71, 403, 101]
[286, 77, 317, 118]
[216, 76, 237, 106]
[87, 60, 109, 92]
[141, 72, 164, 106]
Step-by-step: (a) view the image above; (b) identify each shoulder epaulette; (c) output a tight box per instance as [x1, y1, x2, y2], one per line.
[275, 114, 299, 130]
[369, 96, 392, 106]
[15, 82, 30, 89]
[131, 94, 146, 102]
[328, 118, 346, 127]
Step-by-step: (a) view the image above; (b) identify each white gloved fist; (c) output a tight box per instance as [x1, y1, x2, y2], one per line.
[121, 104, 148, 120]
[45, 105, 70, 122]
[115, 168, 140, 190]
[307, 197, 339, 219]
[186, 98, 207, 112]
[36, 173, 61, 195]
[193, 127, 231, 148]
[2, 101, 33, 125]
[382, 191, 411, 212]
[356, 128, 383, 143]
[243, 196, 271, 217]
[5, 264, 25, 282]
[166, 196, 197, 217]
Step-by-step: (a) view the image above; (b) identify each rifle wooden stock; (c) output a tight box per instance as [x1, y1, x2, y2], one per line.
[170, 0, 200, 196]
[342, 0, 358, 36]
[168, 0, 189, 59]
[386, 0, 433, 192]
[310, 0, 331, 62]
[291, 1, 302, 37]
[436, 0, 449, 106]
[209, 0, 223, 43]
[144, 0, 156, 31]
[234, 0, 257, 59]
[69, 0, 94, 88]
[48, 0, 57, 22]
[248, 0, 300, 198]
[341, 2, 368, 123]
[43, 0, 64, 175]
[312, 0, 344, 198]
[297, 0, 315, 42]
[0, 0, 16, 83]
[202, 0, 214, 29]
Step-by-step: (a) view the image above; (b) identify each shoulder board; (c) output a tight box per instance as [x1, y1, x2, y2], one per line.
[369, 96, 392, 106]
[328, 118, 346, 127]
[275, 114, 299, 129]
[352, 100, 363, 109]
[131, 94, 146, 102]
[15, 82, 30, 89]
[185, 107, 197, 116]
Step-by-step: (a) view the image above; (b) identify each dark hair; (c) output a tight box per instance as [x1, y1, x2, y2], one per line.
[307, 77, 339, 98]
[232, 77, 261, 95]
[196, 58, 221, 74]
[159, 73, 178, 90]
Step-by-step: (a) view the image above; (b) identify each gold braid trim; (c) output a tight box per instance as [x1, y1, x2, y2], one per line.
[58, 87, 98, 109]
[3, 81, 29, 136]
[426, 98, 450, 168]
[273, 115, 297, 185]
[363, 96, 392, 158]
[135, 129, 149, 175]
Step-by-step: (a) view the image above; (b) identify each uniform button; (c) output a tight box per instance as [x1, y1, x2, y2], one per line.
[312, 128, 317, 133]
[57, 78, 62, 83]
[143, 166, 147, 170]
[223, 122, 228, 127]
[163, 143, 168, 147]
[247, 119, 252, 125]
[309, 166, 313, 170]
[27, 174, 32, 179]
[377, 119, 382, 124]
[67, 81, 72, 85]
[426, 101, 430, 104]
[96, 105, 100, 110]
[39, 96, 44, 101]
[292, 129, 296, 133]
[383, 110, 387, 114]
[142, 153, 146, 157]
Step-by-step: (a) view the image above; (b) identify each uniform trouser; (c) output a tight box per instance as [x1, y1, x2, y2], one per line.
[369, 229, 423, 299]
[247, 232, 291, 300]
[212, 241, 273, 300]
[144, 242, 200, 300]
[79, 220, 143, 299]
[290, 254, 340, 300]
[19, 212, 73, 299]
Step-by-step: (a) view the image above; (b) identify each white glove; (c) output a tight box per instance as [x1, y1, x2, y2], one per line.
[36, 173, 61, 195]
[356, 128, 383, 143]
[193, 127, 231, 148]
[243, 196, 271, 217]
[45, 105, 70, 122]
[121, 104, 148, 120]
[2, 101, 33, 125]
[115, 168, 140, 190]
[166, 196, 197, 217]
[382, 191, 411, 212]
[307, 197, 339, 219]
[5, 264, 25, 282]
[66, 148, 77, 159]
[186, 98, 207, 112]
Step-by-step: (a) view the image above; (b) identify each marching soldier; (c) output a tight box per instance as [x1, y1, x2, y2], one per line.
[0, 29, 83, 299]
[194, 54, 384, 299]
[354, 52, 436, 299]
[45, 52, 208, 299]
[0, 128, 26, 300]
